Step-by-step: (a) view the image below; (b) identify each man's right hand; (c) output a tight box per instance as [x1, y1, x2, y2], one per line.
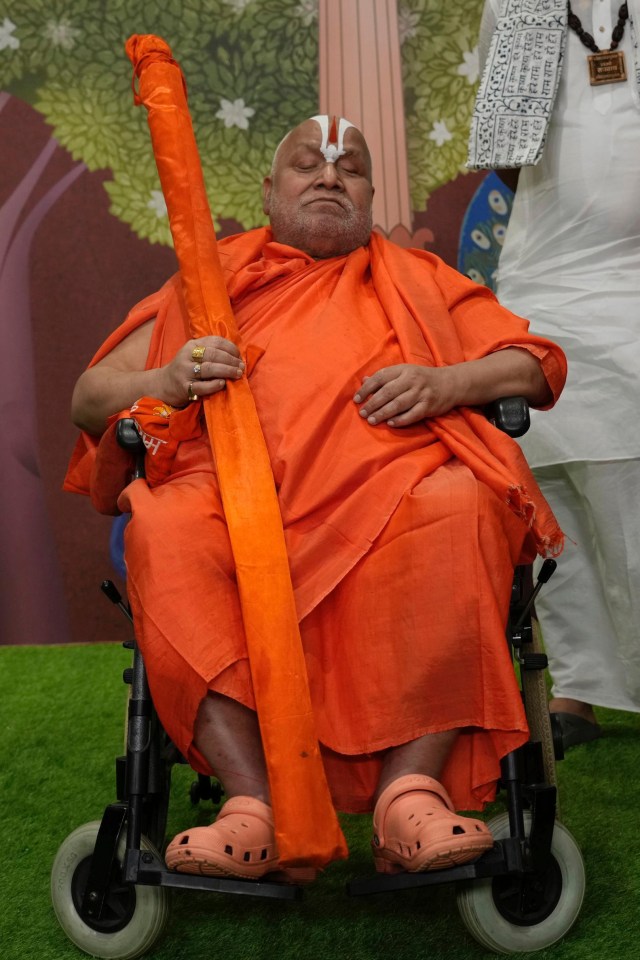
[72, 322, 246, 436]
[158, 336, 245, 406]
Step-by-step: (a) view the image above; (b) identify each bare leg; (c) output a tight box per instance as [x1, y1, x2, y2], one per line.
[375, 729, 459, 802]
[193, 692, 270, 803]
[194, 694, 459, 806]
[165, 693, 281, 879]
[549, 697, 598, 724]
[170, 691, 320, 882]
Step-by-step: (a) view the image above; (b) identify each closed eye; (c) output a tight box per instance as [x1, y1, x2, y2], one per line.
[337, 156, 365, 176]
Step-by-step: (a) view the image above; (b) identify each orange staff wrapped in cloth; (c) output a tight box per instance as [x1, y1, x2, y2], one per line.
[121, 34, 347, 868]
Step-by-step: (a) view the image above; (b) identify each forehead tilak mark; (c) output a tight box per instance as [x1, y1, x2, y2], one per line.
[310, 114, 355, 163]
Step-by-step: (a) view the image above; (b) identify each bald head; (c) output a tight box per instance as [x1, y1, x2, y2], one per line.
[271, 116, 372, 176]
[263, 116, 374, 259]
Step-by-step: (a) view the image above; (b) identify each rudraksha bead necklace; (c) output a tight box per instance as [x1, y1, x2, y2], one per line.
[567, 2, 629, 85]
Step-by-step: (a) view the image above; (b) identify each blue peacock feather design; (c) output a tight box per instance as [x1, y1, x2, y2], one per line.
[457, 172, 514, 292]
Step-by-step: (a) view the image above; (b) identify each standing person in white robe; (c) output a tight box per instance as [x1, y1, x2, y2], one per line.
[469, 0, 640, 747]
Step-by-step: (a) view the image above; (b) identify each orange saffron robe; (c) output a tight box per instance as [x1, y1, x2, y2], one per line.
[66, 229, 566, 817]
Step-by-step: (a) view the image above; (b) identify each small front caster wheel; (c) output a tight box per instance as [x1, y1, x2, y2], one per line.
[456, 812, 585, 953]
[51, 821, 170, 959]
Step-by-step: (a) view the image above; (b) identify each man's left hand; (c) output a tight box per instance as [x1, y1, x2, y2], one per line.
[354, 364, 456, 427]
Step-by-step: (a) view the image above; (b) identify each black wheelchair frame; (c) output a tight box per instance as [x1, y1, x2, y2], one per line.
[51, 399, 585, 957]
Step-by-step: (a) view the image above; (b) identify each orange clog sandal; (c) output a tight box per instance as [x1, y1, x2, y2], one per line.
[165, 795, 278, 879]
[371, 774, 494, 874]
[165, 795, 316, 882]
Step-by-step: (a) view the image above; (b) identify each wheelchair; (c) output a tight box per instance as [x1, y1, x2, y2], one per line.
[51, 399, 585, 958]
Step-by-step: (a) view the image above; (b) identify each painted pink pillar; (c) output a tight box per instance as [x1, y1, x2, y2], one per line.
[318, 0, 431, 247]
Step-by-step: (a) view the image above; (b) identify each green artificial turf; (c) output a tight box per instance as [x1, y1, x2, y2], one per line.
[1, 642, 639, 960]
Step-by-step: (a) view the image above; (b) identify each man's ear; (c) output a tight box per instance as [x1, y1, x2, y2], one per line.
[262, 177, 272, 215]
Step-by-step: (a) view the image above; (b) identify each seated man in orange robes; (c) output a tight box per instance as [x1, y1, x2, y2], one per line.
[66, 116, 566, 881]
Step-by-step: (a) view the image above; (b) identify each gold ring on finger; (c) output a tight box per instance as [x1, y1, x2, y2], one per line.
[191, 345, 206, 361]
[193, 363, 201, 377]
[187, 381, 198, 402]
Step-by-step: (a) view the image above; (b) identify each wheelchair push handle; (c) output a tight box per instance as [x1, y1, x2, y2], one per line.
[485, 396, 530, 438]
[116, 418, 145, 453]
[116, 418, 146, 480]
[512, 559, 557, 633]
[101, 579, 134, 624]
[537, 558, 557, 583]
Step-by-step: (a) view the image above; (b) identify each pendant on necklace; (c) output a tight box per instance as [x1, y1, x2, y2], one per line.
[587, 49, 627, 85]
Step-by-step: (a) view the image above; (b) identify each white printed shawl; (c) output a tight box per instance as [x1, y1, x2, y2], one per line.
[468, 0, 640, 168]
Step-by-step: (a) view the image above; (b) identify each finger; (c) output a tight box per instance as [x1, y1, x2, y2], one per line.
[198, 350, 244, 373]
[358, 376, 407, 417]
[185, 378, 226, 401]
[387, 403, 429, 427]
[212, 336, 242, 358]
[197, 359, 244, 381]
[199, 378, 227, 396]
[360, 390, 415, 425]
[353, 367, 398, 403]
[190, 338, 243, 364]
[353, 377, 377, 403]
[211, 346, 244, 366]
[194, 334, 240, 352]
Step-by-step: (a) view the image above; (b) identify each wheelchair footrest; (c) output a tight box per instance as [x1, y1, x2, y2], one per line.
[125, 847, 302, 900]
[347, 842, 516, 896]
[150, 868, 303, 900]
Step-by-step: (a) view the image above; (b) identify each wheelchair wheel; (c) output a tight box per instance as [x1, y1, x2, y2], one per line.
[456, 812, 585, 954]
[51, 821, 170, 960]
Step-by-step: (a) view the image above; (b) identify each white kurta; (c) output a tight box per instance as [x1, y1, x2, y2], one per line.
[481, 0, 640, 466]
[479, 0, 640, 710]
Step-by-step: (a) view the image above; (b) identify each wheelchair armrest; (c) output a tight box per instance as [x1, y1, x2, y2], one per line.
[114, 401, 530, 481]
[484, 396, 530, 438]
[116, 418, 146, 479]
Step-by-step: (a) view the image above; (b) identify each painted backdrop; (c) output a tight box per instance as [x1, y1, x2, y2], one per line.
[0, 0, 508, 645]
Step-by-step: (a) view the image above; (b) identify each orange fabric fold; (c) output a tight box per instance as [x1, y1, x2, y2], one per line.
[123, 34, 346, 867]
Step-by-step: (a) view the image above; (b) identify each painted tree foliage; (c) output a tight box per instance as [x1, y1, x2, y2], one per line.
[1, 0, 484, 243]
[1, 0, 319, 244]
[0, 0, 484, 645]
[400, 0, 484, 212]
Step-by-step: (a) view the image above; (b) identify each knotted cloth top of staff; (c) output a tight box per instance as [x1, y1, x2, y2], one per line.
[124, 33, 348, 869]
